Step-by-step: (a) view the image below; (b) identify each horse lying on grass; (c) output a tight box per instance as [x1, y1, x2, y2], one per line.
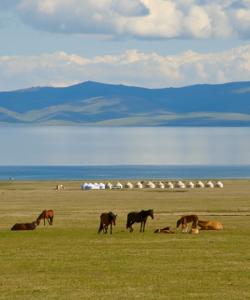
[11, 221, 38, 231]
[98, 211, 117, 234]
[154, 226, 175, 233]
[198, 220, 223, 230]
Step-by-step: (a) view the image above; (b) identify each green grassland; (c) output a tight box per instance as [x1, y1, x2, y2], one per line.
[0, 180, 250, 299]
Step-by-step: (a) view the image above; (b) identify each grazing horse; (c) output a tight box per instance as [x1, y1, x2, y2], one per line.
[176, 214, 199, 232]
[37, 210, 54, 226]
[198, 220, 223, 230]
[98, 211, 117, 234]
[11, 221, 38, 231]
[126, 209, 154, 232]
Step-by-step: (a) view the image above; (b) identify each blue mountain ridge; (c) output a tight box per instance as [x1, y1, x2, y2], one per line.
[0, 81, 250, 126]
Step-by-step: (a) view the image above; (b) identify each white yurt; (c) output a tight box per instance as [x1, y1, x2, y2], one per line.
[205, 181, 214, 188]
[157, 181, 165, 189]
[166, 181, 174, 189]
[215, 181, 224, 188]
[125, 182, 133, 189]
[105, 182, 113, 189]
[145, 181, 156, 188]
[175, 181, 186, 189]
[99, 183, 105, 189]
[135, 181, 143, 189]
[113, 182, 123, 189]
[196, 181, 205, 188]
[187, 181, 195, 188]
[81, 183, 100, 190]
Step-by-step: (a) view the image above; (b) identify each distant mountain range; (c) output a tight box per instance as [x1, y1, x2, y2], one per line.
[0, 81, 250, 126]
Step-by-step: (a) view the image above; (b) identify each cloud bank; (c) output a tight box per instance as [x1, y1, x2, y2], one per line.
[1, 45, 250, 90]
[1, 0, 250, 39]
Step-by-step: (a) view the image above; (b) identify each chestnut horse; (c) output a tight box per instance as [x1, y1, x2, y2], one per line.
[198, 220, 223, 230]
[11, 221, 38, 231]
[37, 210, 54, 226]
[176, 214, 199, 232]
[126, 209, 154, 232]
[98, 211, 117, 234]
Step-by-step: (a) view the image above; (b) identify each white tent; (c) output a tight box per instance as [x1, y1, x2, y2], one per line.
[125, 182, 133, 189]
[187, 181, 195, 188]
[196, 181, 205, 188]
[113, 182, 123, 189]
[175, 181, 186, 189]
[105, 182, 113, 189]
[205, 181, 214, 188]
[145, 181, 156, 188]
[157, 181, 165, 189]
[135, 181, 143, 189]
[166, 181, 174, 189]
[215, 181, 224, 188]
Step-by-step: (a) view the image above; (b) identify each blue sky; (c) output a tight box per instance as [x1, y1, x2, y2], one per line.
[0, 0, 250, 91]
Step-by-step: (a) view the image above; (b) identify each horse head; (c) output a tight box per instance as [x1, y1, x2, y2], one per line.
[149, 209, 154, 219]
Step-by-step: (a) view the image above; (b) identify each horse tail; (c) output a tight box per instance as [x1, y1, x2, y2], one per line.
[98, 222, 103, 233]
[126, 215, 131, 229]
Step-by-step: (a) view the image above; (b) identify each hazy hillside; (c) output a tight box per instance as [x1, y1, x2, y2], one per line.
[0, 81, 250, 126]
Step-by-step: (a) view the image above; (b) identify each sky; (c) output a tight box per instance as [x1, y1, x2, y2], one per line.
[0, 0, 250, 91]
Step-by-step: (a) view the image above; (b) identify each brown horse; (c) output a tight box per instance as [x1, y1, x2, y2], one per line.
[176, 214, 199, 232]
[126, 209, 154, 232]
[37, 210, 54, 226]
[154, 226, 175, 234]
[198, 220, 223, 230]
[11, 221, 38, 231]
[98, 211, 117, 234]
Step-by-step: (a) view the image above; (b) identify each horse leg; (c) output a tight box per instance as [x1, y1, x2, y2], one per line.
[44, 218, 45, 226]
[143, 221, 146, 232]
[50, 216, 53, 225]
[110, 224, 112, 234]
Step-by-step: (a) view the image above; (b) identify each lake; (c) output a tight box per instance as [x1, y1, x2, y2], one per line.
[0, 126, 249, 179]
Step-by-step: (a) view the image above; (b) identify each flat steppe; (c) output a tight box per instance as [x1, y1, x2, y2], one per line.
[0, 180, 250, 299]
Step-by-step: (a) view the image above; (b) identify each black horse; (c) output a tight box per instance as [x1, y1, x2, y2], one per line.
[98, 211, 117, 234]
[126, 209, 154, 232]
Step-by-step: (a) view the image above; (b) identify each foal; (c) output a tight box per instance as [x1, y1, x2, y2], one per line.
[176, 214, 199, 232]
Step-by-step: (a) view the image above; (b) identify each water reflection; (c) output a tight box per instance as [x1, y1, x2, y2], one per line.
[0, 126, 249, 165]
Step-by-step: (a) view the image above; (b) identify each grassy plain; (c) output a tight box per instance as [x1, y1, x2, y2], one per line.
[0, 180, 250, 300]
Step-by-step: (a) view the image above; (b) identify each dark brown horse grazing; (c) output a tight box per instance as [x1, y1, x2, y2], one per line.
[11, 221, 38, 231]
[98, 211, 117, 234]
[126, 209, 154, 232]
[37, 210, 54, 226]
[176, 214, 199, 232]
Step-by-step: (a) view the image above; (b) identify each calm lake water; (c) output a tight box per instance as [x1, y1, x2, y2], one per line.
[0, 126, 249, 179]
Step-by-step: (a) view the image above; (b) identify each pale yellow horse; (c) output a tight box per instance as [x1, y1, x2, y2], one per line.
[198, 220, 223, 230]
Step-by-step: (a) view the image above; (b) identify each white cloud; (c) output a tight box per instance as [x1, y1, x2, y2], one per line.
[4, 0, 248, 39]
[1, 45, 250, 91]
